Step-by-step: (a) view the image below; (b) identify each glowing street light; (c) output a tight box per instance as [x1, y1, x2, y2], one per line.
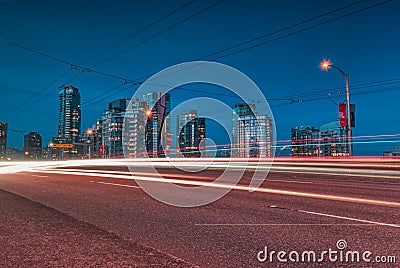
[320, 59, 353, 156]
[146, 110, 153, 117]
[320, 59, 331, 71]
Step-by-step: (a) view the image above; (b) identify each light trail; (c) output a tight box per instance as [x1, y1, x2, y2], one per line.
[27, 167, 400, 208]
[38, 168, 400, 191]
[3, 158, 400, 180]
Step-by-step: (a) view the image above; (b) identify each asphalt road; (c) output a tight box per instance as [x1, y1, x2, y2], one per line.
[0, 160, 399, 267]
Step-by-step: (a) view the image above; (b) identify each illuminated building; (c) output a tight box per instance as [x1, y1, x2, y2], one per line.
[291, 121, 349, 157]
[291, 126, 320, 157]
[92, 119, 103, 158]
[319, 121, 349, 157]
[102, 98, 147, 157]
[0, 121, 7, 160]
[23, 132, 42, 160]
[124, 99, 148, 158]
[143, 92, 171, 157]
[176, 110, 206, 157]
[6, 147, 22, 160]
[232, 103, 273, 158]
[58, 85, 81, 144]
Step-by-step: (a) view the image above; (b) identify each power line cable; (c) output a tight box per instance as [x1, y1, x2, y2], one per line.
[2, 0, 218, 113]
[209, 0, 392, 61]
[195, 0, 369, 61]
[59, 0, 198, 86]
[82, 0, 197, 67]
[89, 0, 225, 68]
[16, 68, 72, 112]
[132, 0, 391, 87]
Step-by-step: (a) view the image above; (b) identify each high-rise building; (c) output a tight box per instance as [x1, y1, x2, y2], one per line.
[176, 110, 206, 157]
[319, 121, 349, 157]
[0, 122, 7, 160]
[102, 99, 128, 157]
[143, 92, 171, 157]
[92, 119, 103, 158]
[102, 98, 148, 157]
[232, 103, 273, 158]
[291, 126, 320, 157]
[124, 98, 148, 158]
[58, 85, 81, 144]
[23, 132, 42, 160]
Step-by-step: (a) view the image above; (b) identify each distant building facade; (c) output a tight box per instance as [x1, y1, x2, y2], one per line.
[291, 121, 349, 157]
[291, 126, 320, 157]
[176, 110, 206, 157]
[42, 144, 57, 160]
[143, 92, 171, 157]
[102, 99, 129, 157]
[383, 146, 400, 157]
[92, 119, 103, 158]
[23, 132, 42, 160]
[0, 121, 7, 160]
[102, 98, 148, 157]
[124, 98, 148, 158]
[319, 121, 349, 157]
[58, 85, 81, 143]
[232, 103, 273, 158]
[6, 147, 22, 160]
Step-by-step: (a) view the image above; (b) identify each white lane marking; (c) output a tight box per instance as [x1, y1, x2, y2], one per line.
[299, 210, 400, 228]
[30, 174, 48, 178]
[30, 169, 400, 208]
[90, 181, 141, 189]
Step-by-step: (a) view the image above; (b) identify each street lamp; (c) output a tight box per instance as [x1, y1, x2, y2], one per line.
[146, 110, 153, 117]
[320, 59, 353, 156]
[86, 128, 94, 159]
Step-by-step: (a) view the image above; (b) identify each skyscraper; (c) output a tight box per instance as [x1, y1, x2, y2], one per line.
[232, 103, 273, 158]
[58, 85, 81, 144]
[0, 121, 7, 160]
[102, 99, 129, 157]
[23, 132, 42, 160]
[124, 98, 148, 158]
[176, 110, 206, 157]
[102, 98, 148, 157]
[143, 92, 171, 157]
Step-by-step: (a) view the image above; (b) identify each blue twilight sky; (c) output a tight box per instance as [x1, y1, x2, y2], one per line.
[0, 0, 399, 155]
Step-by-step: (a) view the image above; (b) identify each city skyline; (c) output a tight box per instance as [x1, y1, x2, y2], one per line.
[0, 0, 399, 155]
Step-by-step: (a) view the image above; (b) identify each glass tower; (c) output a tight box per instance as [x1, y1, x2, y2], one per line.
[58, 85, 81, 144]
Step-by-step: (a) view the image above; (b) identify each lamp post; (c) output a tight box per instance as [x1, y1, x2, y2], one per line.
[86, 129, 93, 159]
[320, 59, 353, 156]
